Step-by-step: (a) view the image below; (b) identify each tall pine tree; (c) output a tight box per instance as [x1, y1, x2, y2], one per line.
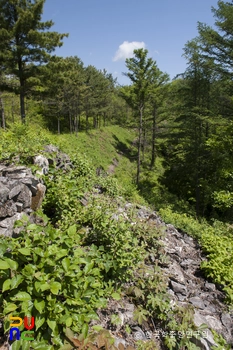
[0, 0, 68, 123]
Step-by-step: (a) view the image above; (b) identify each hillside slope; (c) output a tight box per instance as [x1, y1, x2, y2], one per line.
[0, 124, 232, 349]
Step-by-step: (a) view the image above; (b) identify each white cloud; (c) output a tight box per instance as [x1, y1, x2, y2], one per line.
[113, 41, 146, 62]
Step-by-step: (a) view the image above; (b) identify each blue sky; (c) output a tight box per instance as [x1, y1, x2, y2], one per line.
[43, 0, 219, 85]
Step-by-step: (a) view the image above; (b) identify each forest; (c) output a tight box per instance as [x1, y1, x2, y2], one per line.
[0, 1, 233, 350]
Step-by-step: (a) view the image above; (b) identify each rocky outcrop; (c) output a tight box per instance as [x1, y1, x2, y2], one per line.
[0, 165, 46, 237]
[97, 203, 233, 349]
[135, 206, 233, 349]
[0, 145, 73, 237]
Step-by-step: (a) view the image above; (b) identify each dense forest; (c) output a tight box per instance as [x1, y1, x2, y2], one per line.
[1, 1, 233, 350]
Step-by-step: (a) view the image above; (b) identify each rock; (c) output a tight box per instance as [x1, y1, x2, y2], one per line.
[34, 155, 49, 175]
[17, 184, 32, 208]
[44, 144, 59, 154]
[8, 184, 24, 199]
[221, 313, 233, 329]
[31, 183, 46, 211]
[0, 200, 17, 217]
[205, 315, 223, 332]
[2, 166, 32, 178]
[0, 213, 25, 237]
[16, 202, 23, 213]
[205, 282, 216, 292]
[170, 281, 187, 295]
[0, 184, 9, 203]
[165, 261, 186, 284]
[189, 297, 206, 309]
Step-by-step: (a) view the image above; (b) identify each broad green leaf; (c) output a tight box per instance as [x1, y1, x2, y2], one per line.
[111, 292, 121, 300]
[35, 315, 45, 330]
[2, 279, 11, 292]
[62, 257, 70, 271]
[4, 303, 17, 314]
[92, 325, 104, 331]
[81, 323, 88, 338]
[18, 248, 31, 256]
[47, 319, 56, 332]
[0, 259, 10, 269]
[5, 258, 18, 270]
[12, 340, 23, 350]
[11, 274, 23, 289]
[27, 224, 38, 230]
[50, 281, 61, 295]
[34, 248, 44, 257]
[13, 291, 31, 301]
[32, 342, 53, 350]
[40, 283, 50, 291]
[65, 317, 72, 327]
[84, 262, 94, 274]
[56, 249, 68, 260]
[67, 225, 76, 237]
[34, 299, 45, 313]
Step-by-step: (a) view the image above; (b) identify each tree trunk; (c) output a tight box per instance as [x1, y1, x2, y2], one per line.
[18, 58, 26, 123]
[69, 109, 72, 134]
[74, 115, 78, 137]
[137, 106, 143, 185]
[57, 116, 60, 134]
[20, 84, 26, 124]
[0, 93, 6, 129]
[150, 106, 157, 169]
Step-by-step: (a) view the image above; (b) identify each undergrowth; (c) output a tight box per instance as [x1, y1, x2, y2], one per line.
[0, 123, 232, 350]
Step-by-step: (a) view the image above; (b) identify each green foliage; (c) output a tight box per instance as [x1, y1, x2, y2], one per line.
[0, 123, 52, 163]
[0, 221, 114, 348]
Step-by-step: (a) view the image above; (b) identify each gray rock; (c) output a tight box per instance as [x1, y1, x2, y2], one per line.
[17, 184, 32, 208]
[0, 184, 9, 203]
[166, 261, 186, 284]
[8, 184, 24, 199]
[16, 202, 23, 213]
[170, 280, 187, 295]
[189, 297, 206, 309]
[205, 315, 223, 332]
[0, 200, 17, 217]
[221, 313, 233, 329]
[34, 155, 49, 175]
[2, 166, 32, 178]
[205, 282, 216, 292]
[0, 213, 25, 237]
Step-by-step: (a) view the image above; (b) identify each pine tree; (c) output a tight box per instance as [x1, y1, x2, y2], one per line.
[123, 48, 156, 184]
[0, 0, 68, 123]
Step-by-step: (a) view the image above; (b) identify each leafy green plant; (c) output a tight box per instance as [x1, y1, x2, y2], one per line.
[0, 221, 117, 348]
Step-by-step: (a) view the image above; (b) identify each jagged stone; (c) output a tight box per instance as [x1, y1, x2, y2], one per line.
[2, 166, 32, 178]
[0, 200, 17, 217]
[205, 282, 216, 292]
[17, 184, 32, 208]
[221, 313, 233, 329]
[189, 297, 206, 309]
[0, 213, 25, 237]
[170, 280, 187, 295]
[34, 155, 49, 176]
[0, 184, 9, 203]
[8, 184, 24, 199]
